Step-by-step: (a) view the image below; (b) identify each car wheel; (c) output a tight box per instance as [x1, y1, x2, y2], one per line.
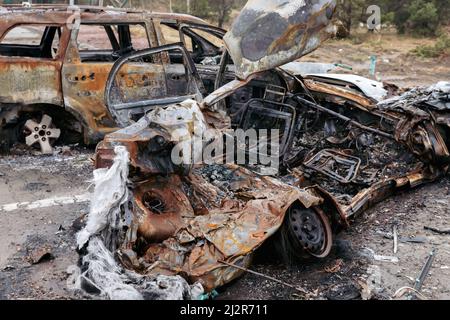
[22, 114, 61, 154]
[278, 205, 333, 261]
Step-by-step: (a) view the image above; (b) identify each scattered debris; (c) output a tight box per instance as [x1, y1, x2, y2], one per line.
[424, 226, 450, 235]
[25, 182, 50, 192]
[360, 248, 399, 263]
[373, 255, 399, 264]
[55, 225, 66, 235]
[2, 265, 15, 272]
[376, 230, 393, 239]
[377, 230, 427, 244]
[27, 246, 54, 265]
[394, 248, 437, 300]
[399, 236, 427, 244]
[325, 283, 361, 300]
[413, 249, 436, 293]
[324, 259, 344, 273]
[401, 275, 416, 283]
[199, 290, 220, 301]
[71, 214, 87, 232]
[62, 146, 72, 156]
[393, 226, 398, 254]
[219, 260, 310, 296]
[393, 287, 427, 300]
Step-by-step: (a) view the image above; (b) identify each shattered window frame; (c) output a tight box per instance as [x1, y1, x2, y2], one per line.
[75, 22, 152, 63]
[0, 23, 65, 60]
[104, 42, 206, 127]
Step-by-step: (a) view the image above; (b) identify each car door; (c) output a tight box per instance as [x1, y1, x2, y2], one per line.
[61, 21, 157, 143]
[155, 20, 228, 93]
[105, 43, 205, 128]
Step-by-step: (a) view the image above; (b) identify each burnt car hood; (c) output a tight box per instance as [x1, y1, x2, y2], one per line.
[305, 74, 389, 102]
[223, 0, 337, 79]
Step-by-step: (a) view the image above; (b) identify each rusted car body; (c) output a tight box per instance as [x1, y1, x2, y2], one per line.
[77, 0, 450, 297]
[0, 4, 226, 153]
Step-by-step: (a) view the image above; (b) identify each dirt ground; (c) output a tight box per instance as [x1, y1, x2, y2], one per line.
[0, 147, 91, 300]
[0, 34, 449, 300]
[306, 30, 450, 88]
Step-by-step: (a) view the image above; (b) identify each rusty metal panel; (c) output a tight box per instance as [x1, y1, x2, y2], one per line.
[0, 59, 63, 106]
[303, 78, 375, 109]
[122, 164, 323, 291]
[0, 12, 73, 37]
[0, 17, 71, 107]
[61, 60, 117, 141]
[0, 8, 211, 37]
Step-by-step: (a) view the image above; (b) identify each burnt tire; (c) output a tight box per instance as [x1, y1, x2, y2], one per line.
[277, 205, 333, 263]
[1, 107, 83, 154]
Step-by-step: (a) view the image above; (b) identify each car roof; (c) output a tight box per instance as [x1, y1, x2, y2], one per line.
[0, 4, 211, 26]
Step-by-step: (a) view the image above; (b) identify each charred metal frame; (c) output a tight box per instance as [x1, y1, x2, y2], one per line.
[292, 94, 394, 139]
[104, 42, 206, 127]
[303, 149, 362, 184]
[238, 98, 297, 158]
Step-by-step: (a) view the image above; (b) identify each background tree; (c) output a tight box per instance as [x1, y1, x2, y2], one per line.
[210, 0, 235, 28]
[330, 0, 449, 37]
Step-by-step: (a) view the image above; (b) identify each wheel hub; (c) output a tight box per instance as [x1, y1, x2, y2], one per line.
[288, 207, 332, 258]
[24, 114, 61, 154]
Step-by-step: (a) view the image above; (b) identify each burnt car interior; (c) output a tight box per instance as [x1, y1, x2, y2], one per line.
[222, 71, 449, 222]
[0, 24, 62, 59]
[0, 22, 149, 62]
[106, 42, 296, 157]
[78, 23, 149, 63]
[159, 21, 224, 64]
[213, 52, 297, 158]
[106, 42, 304, 163]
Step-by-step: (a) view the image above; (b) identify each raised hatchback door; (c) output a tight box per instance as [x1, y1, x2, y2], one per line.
[224, 0, 337, 79]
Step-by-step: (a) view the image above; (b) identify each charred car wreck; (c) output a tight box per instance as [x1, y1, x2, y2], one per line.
[0, 4, 227, 154]
[73, 0, 450, 299]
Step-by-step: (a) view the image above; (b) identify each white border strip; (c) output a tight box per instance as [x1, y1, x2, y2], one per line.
[0, 194, 91, 212]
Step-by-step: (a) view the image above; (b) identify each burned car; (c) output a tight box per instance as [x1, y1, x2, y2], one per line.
[0, 4, 226, 154]
[74, 0, 450, 299]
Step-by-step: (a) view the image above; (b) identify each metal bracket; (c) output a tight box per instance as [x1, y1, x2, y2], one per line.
[264, 84, 286, 103]
[303, 149, 361, 184]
